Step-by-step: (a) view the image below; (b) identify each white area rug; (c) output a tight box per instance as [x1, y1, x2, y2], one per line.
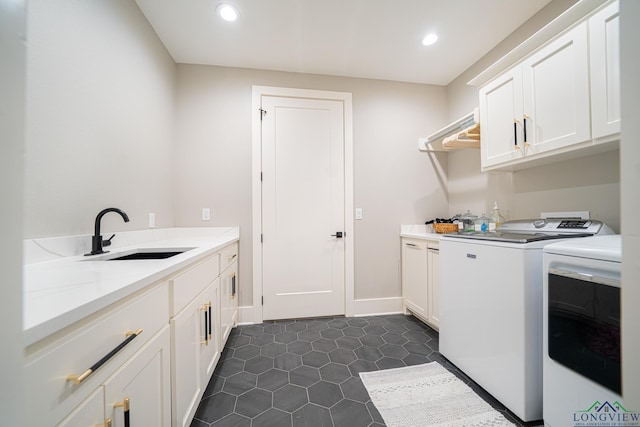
[360, 362, 515, 427]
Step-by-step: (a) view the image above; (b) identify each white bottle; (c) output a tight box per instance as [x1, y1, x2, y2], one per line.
[491, 202, 505, 230]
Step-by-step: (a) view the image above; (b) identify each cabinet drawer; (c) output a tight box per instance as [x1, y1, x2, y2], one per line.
[171, 254, 219, 316]
[220, 242, 238, 272]
[25, 282, 169, 427]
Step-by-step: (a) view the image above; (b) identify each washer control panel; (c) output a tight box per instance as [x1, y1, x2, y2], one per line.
[557, 220, 592, 229]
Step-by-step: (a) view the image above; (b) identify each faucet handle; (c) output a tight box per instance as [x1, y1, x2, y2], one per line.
[102, 234, 116, 247]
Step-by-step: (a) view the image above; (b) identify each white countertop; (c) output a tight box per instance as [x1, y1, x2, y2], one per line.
[400, 224, 442, 240]
[23, 227, 239, 346]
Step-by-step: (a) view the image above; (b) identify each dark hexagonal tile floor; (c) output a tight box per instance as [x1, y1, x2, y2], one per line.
[191, 314, 539, 427]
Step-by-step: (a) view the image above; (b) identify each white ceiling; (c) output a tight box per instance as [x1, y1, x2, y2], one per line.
[134, 0, 552, 86]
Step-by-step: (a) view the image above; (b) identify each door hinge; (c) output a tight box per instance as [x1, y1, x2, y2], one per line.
[261, 234, 263, 243]
[260, 172, 263, 181]
[261, 296, 264, 305]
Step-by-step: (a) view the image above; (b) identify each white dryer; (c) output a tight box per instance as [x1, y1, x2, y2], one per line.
[543, 235, 624, 427]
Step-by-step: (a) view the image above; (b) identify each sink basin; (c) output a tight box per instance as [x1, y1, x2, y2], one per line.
[85, 248, 195, 261]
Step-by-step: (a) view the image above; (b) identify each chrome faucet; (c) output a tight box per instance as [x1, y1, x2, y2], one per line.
[85, 208, 130, 256]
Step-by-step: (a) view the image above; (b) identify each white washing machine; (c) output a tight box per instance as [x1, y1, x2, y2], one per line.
[543, 235, 625, 427]
[440, 218, 613, 422]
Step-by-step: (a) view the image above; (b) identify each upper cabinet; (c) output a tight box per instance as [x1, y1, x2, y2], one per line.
[478, 0, 620, 171]
[589, 1, 621, 139]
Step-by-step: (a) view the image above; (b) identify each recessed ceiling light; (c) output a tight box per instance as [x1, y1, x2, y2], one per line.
[217, 4, 239, 22]
[422, 33, 439, 46]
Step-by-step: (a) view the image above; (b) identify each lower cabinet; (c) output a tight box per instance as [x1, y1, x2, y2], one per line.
[171, 278, 220, 427]
[103, 326, 172, 427]
[25, 283, 170, 427]
[220, 260, 238, 347]
[401, 237, 439, 330]
[25, 241, 239, 427]
[58, 327, 171, 427]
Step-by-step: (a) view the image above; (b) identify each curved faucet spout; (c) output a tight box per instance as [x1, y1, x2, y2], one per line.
[86, 208, 130, 256]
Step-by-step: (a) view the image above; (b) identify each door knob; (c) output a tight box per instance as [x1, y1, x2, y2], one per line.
[331, 232, 344, 238]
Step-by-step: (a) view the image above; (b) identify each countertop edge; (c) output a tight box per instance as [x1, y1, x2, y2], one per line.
[24, 230, 239, 347]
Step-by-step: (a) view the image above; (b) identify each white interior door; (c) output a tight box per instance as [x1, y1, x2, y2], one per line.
[261, 95, 345, 320]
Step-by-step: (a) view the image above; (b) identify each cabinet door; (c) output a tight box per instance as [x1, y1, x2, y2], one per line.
[104, 326, 171, 427]
[171, 294, 206, 427]
[479, 66, 524, 169]
[521, 22, 591, 155]
[57, 388, 105, 427]
[401, 239, 428, 320]
[201, 279, 221, 384]
[590, 1, 620, 139]
[220, 261, 238, 347]
[427, 245, 440, 330]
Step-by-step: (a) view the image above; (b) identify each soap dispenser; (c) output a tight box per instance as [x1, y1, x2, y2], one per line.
[491, 202, 505, 231]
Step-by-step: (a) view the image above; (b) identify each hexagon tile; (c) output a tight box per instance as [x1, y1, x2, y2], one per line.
[190, 314, 537, 427]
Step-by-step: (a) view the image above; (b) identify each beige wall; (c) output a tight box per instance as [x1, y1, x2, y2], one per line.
[444, 0, 621, 232]
[25, 0, 177, 238]
[174, 65, 449, 305]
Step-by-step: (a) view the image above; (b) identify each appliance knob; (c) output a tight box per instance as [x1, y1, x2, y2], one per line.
[534, 219, 547, 228]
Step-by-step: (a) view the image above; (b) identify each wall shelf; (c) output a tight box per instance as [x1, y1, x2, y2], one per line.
[418, 108, 480, 152]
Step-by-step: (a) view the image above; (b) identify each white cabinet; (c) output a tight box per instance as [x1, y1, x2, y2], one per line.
[25, 239, 240, 427]
[60, 327, 171, 427]
[220, 243, 239, 347]
[57, 388, 105, 427]
[521, 22, 591, 155]
[589, 1, 620, 139]
[479, 67, 524, 167]
[25, 283, 171, 427]
[480, 21, 590, 171]
[170, 255, 221, 427]
[479, 1, 621, 171]
[401, 238, 439, 330]
[427, 243, 440, 329]
[103, 327, 172, 427]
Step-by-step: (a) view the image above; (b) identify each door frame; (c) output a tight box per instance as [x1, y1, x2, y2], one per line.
[251, 85, 354, 323]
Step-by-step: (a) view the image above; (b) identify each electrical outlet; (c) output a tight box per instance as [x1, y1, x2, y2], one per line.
[202, 208, 211, 221]
[149, 213, 155, 228]
[355, 208, 363, 220]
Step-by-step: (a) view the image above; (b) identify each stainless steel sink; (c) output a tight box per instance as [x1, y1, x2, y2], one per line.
[85, 248, 195, 261]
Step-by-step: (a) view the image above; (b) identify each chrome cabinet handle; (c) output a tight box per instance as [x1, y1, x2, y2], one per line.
[66, 329, 143, 384]
[114, 397, 130, 427]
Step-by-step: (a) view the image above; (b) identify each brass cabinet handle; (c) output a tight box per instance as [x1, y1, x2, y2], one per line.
[201, 303, 210, 345]
[114, 397, 130, 427]
[513, 119, 520, 149]
[227, 253, 237, 261]
[66, 329, 143, 384]
[95, 419, 112, 427]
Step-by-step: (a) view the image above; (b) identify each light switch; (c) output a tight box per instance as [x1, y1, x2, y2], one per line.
[202, 208, 211, 221]
[149, 213, 155, 228]
[355, 208, 363, 220]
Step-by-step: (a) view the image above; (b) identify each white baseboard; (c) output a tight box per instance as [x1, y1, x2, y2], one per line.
[237, 297, 404, 325]
[352, 297, 404, 317]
